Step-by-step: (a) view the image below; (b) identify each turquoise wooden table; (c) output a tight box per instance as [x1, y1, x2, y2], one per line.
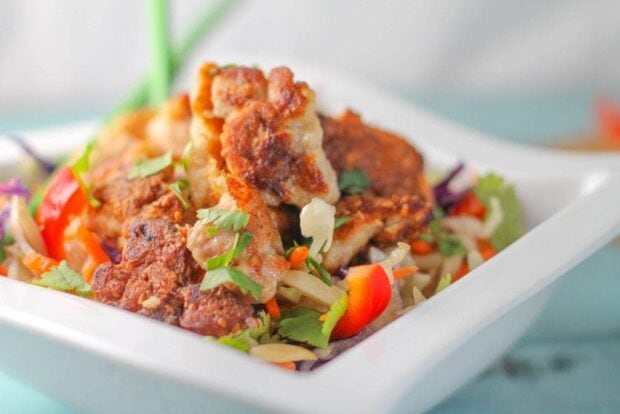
[1, 94, 618, 413]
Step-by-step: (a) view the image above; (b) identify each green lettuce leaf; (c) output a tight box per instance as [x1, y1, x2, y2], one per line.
[473, 173, 523, 250]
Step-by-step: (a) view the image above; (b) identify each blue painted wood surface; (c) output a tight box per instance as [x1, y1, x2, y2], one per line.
[1, 94, 618, 413]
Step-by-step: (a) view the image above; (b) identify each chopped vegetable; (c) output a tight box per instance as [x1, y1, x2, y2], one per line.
[300, 197, 335, 258]
[215, 311, 272, 352]
[437, 235, 466, 258]
[410, 239, 435, 255]
[338, 168, 370, 195]
[61, 218, 110, 282]
[71, 140, 95, 175]
[473, 173, 523, 250]
[273, 361, 296, 370]
[332, 264, 392, 340]
[435, 273, 452, 293]
[33, 260, 92, 298]
[596, 96, 620, 142]
[205, 231, 252, 270]
[282, 270, 344, 306]
[477, 238, 496, 260]
[196, 208, 250, 233]
[168, 180, 190, 209]
[22, 251, 58, 276]
[449, 191, 486, 220]
[393, 266, 419, 280]
[452, 262, 469, 282]
[278, 294, 346, 348]
[265, 297, 281, 319]
[249, 343, 317, 363]
[6, 135, 56, 175]
[287, 245, 309, 269]
[200, 266, 263, 300]
[433, 162, 468, 209]
[127, 151, 173, 180]
[0, 178, 30, 198]
[35, 167, 89, 260]
[334, 216, 352, 229]
[305, 256, 332, 285]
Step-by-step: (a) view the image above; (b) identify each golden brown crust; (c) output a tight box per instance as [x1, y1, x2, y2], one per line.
[189, 63, 339, 207]
[321, 110, 431, 200]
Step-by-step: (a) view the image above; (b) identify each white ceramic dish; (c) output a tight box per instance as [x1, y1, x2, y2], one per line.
[1, 58, 620, 414]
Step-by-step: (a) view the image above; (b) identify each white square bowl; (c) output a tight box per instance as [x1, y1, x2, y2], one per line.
[1, 57, 619, 414]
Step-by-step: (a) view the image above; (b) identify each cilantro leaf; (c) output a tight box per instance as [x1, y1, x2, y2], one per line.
[278, 295, 347, 348]
[214, 311, 272, 353]
[437, 235, 466, 258]
[168, 180, 190, 209]
[278, 307, 326, 348]
[200, 266, 262, 300]
[196, 208, 250, 233]
[128, 151, 173, 180]
[206, 231, 252, 270]
[334, 216, 352, 229]
[33, 261, 92, 298]
[338, 169, 370, 195]
[473, 173, 523, 250]
[305, 256, 332, 286]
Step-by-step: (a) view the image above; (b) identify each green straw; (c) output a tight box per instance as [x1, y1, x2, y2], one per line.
[107, 0, 238, 120]
[147, 0, 171, 106]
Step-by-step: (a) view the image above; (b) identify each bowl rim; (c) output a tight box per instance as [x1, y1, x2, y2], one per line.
[2, 55, 620, 414]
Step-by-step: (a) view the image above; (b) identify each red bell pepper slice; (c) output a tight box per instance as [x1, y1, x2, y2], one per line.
[449, 191, 486, 220]
[596, 97, 620, 143]
[35, 166, 108, 276]
[332, 264, 392, 340]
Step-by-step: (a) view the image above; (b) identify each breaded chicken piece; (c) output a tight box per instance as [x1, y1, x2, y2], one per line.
[146, 93, 192, 158]
[187, 63, 339, 208]
[86, 160, 184, 247]
[92, 218, 202, 324]
[321, 110, 432, 201]
[187, 63, 228, 207]
[323, 195, 431, 272]
[187, 176, 290, 303]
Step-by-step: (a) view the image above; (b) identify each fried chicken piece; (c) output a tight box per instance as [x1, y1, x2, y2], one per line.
[146, 93, 192, 158]
[179, 284, 254, 336]
[323, 195, 431, 272]
[187, 63, 339, 208]
[92, 218, 201, 324]
[321, 110, 432, 201]
[87, 160, 184, 246]
[187, 176, 289, 303]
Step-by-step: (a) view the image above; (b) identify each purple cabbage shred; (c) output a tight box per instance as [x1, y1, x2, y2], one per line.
[100, 240, 122, 264]
[7, 134, 56, 175]
[433, 162, 469, 210]
[0, 178, 31, 199]
[0, 205, 10, 241]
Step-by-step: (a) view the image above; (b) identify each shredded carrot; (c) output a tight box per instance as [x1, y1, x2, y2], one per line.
[410, 240, 435, 255]
[319, 313, 328, 322]
[453, 262, 469, 282]
[477, 239, 496, 261]
[393, 266, 419, 280]
[288, 245, 309, 268]
[0, 264, 7, 276]
[265, 297, 281, 319]
[22, 251, 58, 276]
[272, 361, 296, 370]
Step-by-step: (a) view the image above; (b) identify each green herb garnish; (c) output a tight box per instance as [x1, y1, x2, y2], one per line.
[305, 256, 332, 286]
[334, 216, 352, 229]
[33, 261, 92, 298]
[197, 208, 250, 233]
[278, 295, 347, 348]
[214, 311, 272, 352]
[200, 266, 262, 300]
[206, 231, 252, 270]
[437, 235, 466, 258]
[128, 151, 173, 180]
[338, 169, 370, 195]
[168, 179, 190, 209]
